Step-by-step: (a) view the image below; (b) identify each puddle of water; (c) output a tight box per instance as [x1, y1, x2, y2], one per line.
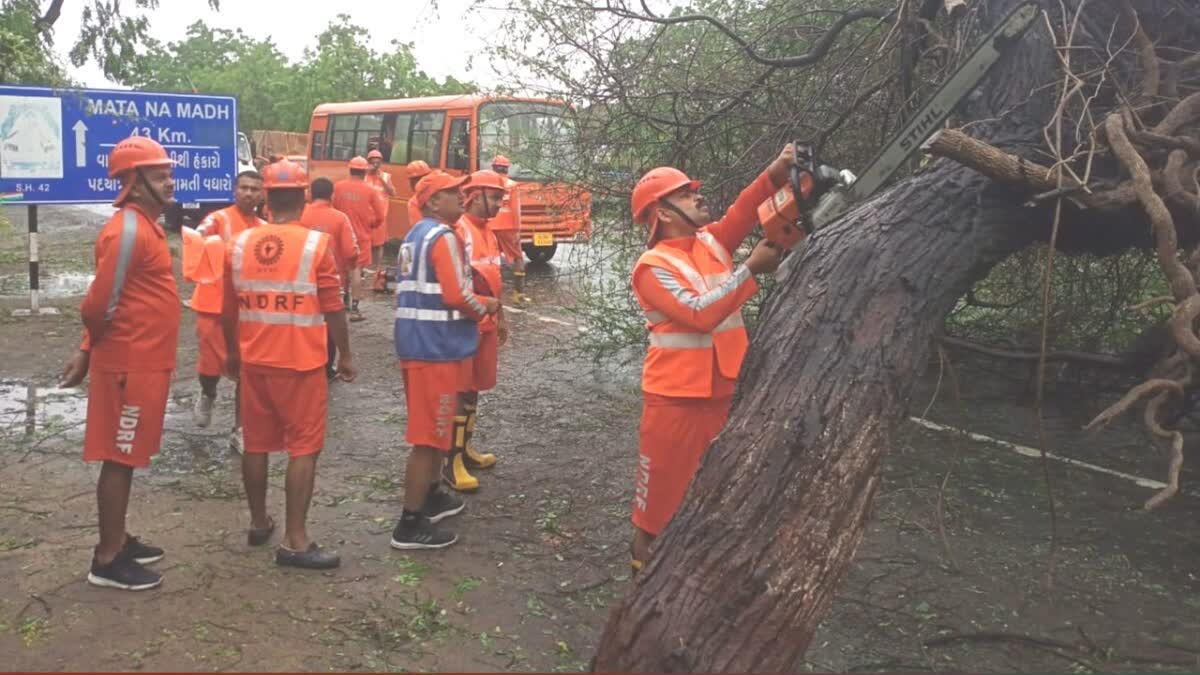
[0, 271, 94, 297]
[0, 379, 88, 436]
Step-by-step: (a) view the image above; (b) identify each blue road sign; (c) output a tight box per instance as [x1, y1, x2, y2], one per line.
[0, 86, 237, 205]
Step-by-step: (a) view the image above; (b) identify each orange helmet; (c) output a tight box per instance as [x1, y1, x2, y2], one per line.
[491, 155, 512, 168]
[367, 149, 384, 161]
[108, 136, 175, 206]
[631, 167, 700, 225]
[261, 159, 308, 190]
[407, 160, 432, 178]
[348, 156, 370, 171]
[463, 169, 510, 194]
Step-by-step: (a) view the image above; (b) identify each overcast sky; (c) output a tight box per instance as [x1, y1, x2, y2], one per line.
[52, 0, 508, 89]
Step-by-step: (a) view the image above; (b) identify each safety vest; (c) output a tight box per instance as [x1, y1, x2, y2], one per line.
[231, 224, 331, 372]
[394, 217, 480, 361]
[455, 214, 503, 333]
[634, 229, 749, 397]
[188, 207, 263, 314]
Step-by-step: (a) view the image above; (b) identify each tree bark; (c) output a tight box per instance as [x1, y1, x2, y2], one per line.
[591, 0, 1091, 671]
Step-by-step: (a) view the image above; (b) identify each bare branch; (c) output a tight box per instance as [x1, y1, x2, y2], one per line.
[594, 3, 892, 69]
[1118, 0, 1160, 103]
[34, 0, 66, 31]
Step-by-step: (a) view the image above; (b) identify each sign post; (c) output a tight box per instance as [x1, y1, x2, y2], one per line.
[0, 85, 238, 316]
[11, 204, 57, 316]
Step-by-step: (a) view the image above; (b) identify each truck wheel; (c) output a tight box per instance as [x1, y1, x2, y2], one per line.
[523, 242, 557, 265]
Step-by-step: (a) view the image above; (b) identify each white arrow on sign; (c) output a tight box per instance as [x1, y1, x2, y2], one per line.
[72, 120, 88, 168]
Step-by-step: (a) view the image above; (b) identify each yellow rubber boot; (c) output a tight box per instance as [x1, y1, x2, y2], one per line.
[462, 404, 496, 469]
[631, 558, 644, 576]
[442, 416, 480, 492]
[512, 270, 531, 306]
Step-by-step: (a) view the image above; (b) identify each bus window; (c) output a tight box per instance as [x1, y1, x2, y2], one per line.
[477, 101, 577, 181]
[389, 113, 413, 165]
[327, 113, 386, 160]
[447, 118, 471, 171]
[311, 131, 326, 161]
[409, 111, 445, 167]
[328, 115, 356, 161]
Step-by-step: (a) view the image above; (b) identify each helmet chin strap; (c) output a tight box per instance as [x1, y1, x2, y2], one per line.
[136, 168, 171, 208]
[658, 199, 702, 231]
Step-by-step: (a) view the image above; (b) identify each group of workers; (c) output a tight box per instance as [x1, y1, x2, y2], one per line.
[58, 130, 793, 591]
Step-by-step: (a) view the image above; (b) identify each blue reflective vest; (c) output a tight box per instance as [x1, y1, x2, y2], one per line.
[394, 218, 479, 361]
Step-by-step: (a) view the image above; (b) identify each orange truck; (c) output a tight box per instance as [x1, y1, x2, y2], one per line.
[306, 95, 590, 263]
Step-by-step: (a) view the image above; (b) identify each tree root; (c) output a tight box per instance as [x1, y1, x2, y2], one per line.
[1129, 295, 1175, 312]
[1084, 378, 1183, 432]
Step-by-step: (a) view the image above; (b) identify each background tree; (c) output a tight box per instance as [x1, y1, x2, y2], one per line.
[496, 0, 1200, 669]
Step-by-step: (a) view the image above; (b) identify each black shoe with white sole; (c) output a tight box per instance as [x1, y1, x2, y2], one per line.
[422, 487, 465, 524]
[390, 516, 457, 550]
[87, 549, 163, 591]
[122, 535, 164, 565]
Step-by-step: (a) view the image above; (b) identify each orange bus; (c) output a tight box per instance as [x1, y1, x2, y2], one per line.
[307, 95, 590, 263]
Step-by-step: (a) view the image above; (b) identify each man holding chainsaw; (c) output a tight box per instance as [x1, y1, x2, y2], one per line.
[627, 144, 793, 573]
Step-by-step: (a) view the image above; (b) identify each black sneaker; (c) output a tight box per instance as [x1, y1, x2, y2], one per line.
[87, 549, 163, 591]
[275, 542, 341, 570]
[390, 516, 457, 550]
[122, 535, 164, 565]
[422, 488, 465, 524]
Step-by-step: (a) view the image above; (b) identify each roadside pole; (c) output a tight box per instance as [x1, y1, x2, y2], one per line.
[11, 204, 60, 317]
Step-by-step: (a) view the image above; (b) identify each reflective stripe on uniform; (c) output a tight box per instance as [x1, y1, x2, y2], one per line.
[395, 307, 466, 322]
[239, 311, 326, 326]
[231, 228, 252, 283]
[235, 279, 318, 294]
[295, 230, 322, 284]
[644, 309, 668, 325]
[696, 230, 733, 267]
[105, 209, 139, 321]
[648, 332, 713, 348]
[394, 279, 443, 294]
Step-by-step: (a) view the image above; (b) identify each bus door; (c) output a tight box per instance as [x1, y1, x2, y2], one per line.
[444, 111, 473, 177]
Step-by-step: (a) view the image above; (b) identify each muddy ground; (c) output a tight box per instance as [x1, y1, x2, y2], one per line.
[0, 205, 1197, 672]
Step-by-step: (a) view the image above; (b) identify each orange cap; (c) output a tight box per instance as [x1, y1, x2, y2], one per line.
[348, 156, 370, 171]
[367, 149, 384, 160]
[407, 160, 432, 178]
[108, 136, 176, 206]
[413, 171, 469, 209]
[261, 159, 308, 190]
[491, 155, 512, 168]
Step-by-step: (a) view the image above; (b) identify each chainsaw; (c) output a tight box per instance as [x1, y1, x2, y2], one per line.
[758, 0, 1039, 250]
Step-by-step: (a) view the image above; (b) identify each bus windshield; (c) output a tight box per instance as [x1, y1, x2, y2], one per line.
[477, 101, 577, 182]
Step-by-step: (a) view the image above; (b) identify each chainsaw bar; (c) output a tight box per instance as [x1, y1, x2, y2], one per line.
[809, 0, 1039, 230]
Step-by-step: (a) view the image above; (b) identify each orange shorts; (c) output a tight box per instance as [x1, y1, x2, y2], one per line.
[355, 227, 373, 267]
[401, 360, 462, 451]
[370, 223, 387, 247]
[83, 369, 173, 468]
[240, 366, 327, 457]
[632, 393, 733, 536]
[458, 330, 498, 393]
[195, 311, 226, 377]
[494, 230, 522, 264]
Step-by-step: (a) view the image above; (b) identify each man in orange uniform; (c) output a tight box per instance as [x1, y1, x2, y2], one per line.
[189, 171, 265, 455]
[488, 155, 528, 303]
[302, 177, 361, 380]
[391, 171, 499, 549]
[447, 169, 510, 491]
[222, 160, 357, 569]
[365, 149, 395, 292]
[59, 136, 180, 591]
[405, 159, 432, 231]
[626, 144, 793, 573]
[332, 156, 386, 321]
